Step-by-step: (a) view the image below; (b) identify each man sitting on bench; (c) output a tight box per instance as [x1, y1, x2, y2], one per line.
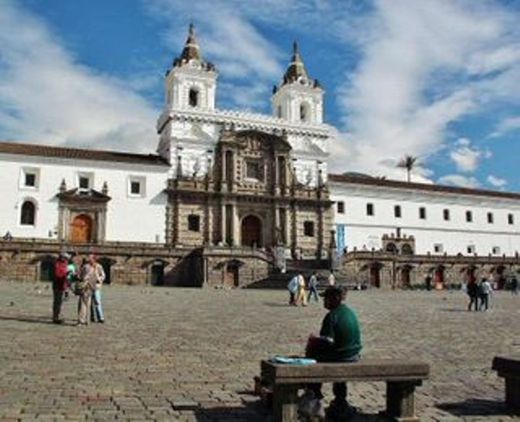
[300, 286, 363, 420]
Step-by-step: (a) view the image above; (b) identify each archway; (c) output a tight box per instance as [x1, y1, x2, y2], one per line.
[434, 266, 445, 290]
[70, 214, 93, 243]
[369, 263, 382, 288]
[400, 265, 412, 288]
[385, 243, 397, 254]
[150, 261, 165, 286]
[401, 243, 413, 255]
[224, 263, 239, 287]
[241, 215, 262, 247]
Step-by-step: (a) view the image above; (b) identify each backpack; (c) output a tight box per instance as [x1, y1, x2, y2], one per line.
[54, 261, 68, 280]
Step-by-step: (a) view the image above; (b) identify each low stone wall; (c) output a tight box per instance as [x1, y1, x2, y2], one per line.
[0, 240, 272, 287]
[338, 251, 520, 289]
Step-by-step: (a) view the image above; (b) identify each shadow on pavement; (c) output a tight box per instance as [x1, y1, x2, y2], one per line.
[0, 315, 74, 326]
[437, 398, 510, 416]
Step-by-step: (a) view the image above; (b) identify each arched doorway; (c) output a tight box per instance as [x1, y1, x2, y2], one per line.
[39, 257, 55, 282]
[434, 266, 445, 290]
[98, 257, 114, 285]
[400, 265, 412, 288]
[241, 215, 262, 247]
[369, 263, 382, 288]
[150, 261, 165, 286]
[224, 263, 239, 287]
[70, 214, 93, 243]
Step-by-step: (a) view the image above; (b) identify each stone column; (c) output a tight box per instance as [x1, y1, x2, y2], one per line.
[231, 203, 239, 246]
[274, 156, 280, 195]
[221, 149, 227, 192]
[220, 203, 226, 245]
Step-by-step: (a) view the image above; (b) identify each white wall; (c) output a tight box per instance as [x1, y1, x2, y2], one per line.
[0, 154, 169, 243]
[330, 182, 520, 256]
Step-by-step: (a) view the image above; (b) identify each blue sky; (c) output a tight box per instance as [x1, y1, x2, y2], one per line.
[0, 0, 519, 191]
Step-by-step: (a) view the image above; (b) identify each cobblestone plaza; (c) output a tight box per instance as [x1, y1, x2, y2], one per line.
[0, 283, 518, 421]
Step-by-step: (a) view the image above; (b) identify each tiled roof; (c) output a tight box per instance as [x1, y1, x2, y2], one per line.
[0, 141, 169, 167]
[328, 173, 520, 200]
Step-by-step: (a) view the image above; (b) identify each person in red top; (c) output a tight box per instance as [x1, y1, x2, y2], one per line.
[52, 252, 69, 324]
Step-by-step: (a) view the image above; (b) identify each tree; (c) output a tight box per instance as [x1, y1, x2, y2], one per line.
[397, 155, 418, 182]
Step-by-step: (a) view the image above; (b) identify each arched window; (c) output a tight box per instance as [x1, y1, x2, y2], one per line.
[20, 200, 36, 225]
[189, 88, 199, 107]
[300, 102, 310, 122]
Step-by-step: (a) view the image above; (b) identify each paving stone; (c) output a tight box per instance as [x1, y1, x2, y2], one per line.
[0, 283, 519, 421]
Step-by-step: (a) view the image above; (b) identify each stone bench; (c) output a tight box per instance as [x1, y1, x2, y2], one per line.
[492, 356, 520, 414]
[261, 359, 429, 421]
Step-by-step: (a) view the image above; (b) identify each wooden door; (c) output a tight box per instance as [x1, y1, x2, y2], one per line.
[70, 214, 92, 243]
[241, 215, 262, 247]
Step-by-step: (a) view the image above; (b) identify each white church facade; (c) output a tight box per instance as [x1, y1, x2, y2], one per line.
[0, 25, 518, 288]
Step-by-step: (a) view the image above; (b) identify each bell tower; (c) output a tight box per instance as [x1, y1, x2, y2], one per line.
[164, 24, 217, 112]
[272, 42, 324, 124]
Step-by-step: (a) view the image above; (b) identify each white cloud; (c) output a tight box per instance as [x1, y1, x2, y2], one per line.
[487, 174, 507, 188]
[438, 174, 480, 188]
[490, 115, 520, 138]
[0, 0, 157, 152]
[449, 138, 491, 173]
[144, 0, 287, 112]
[330, 0, 520, 179]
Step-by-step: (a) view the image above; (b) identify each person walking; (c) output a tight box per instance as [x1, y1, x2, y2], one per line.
[479, 276, 492, 311]
[287, 274, 299, 305]
[511, 276, 518, 296]
[52, 253, 69, 324]
[77, 254, 105, 326]
[295, 273, 308, 306]
[328, 270, 336, 287]
[308, 271, 319, 303]
[467, 279, 478, 311]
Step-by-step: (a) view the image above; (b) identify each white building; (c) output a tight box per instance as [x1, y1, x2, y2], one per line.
[0, 143, 169, 244]
[330, 174, 520, 257]
[0, 24, 519, 266]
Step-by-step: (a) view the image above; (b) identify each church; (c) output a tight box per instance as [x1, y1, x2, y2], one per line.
[0, 25, 519, 288]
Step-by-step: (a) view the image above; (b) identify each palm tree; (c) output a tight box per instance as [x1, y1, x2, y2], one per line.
[397, 155, 418, 182]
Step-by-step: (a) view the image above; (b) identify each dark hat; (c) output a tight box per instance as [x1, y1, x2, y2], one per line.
[319, 285, 346, 298]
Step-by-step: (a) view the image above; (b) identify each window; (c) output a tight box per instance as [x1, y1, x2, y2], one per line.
[25, 173, 36, 187]
[467, 245, 475, 254]
[79, 177, 89, 189]
[466, 210, 473, 223]
[189, 88, 199, 107]
[394, 205, 401, 218]
[419, 207, 426, 220]
[487, 212, 494, 224]
[188, 215, 200, 232]
[443, 209, 450, 221]
[337, 201, 345, 214]
[304, 221, 314, 237]
[508, 213, 514, 225]
[277, 106, 282, 118]
[131, 181, 141, 195]
[20, 168, 39, 189]
[245, 160, 263, 180]
[20, 201, 36, 226]
[434, 244, 444, 253]
[300, 103, 309, 122]
[366, 203, 374, 216]
[128, 176, 146, 197]
[492, 246, 501, 255]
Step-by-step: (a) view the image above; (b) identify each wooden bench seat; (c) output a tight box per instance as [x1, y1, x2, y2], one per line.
[492, 356, 520, 414]
[261, 359, 430, 421]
